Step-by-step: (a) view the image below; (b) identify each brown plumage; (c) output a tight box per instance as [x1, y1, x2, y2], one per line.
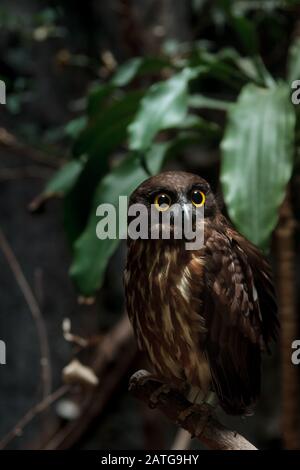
[124, 171, 278, 415]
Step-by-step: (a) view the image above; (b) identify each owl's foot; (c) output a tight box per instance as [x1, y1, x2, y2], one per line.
[130, 371, 164, 389]
[176, 403, 213, 438]
[149, 383, 172, 409]
[177, 403, 204, 424]
[129, 371, 172, 409]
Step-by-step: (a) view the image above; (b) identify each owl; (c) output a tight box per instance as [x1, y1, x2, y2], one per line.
[124, 171, 278, 415]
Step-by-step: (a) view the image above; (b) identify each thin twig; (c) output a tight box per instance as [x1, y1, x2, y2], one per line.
[0, 166, 54, 181]
[0, 385, 69, 449]
[129, 370, 257, 451]
[0, 127, 61, 168]
[0, 228, 52, 398]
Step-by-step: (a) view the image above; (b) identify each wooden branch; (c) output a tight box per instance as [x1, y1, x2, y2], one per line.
[0, 315, 135, 450]
[171, 428, 191, 450]
[41, 315, 136, 450]
[129, 370, 257, 451]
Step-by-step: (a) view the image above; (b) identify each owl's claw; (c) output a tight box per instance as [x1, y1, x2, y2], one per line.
[177, 404, 196, 424]
[148, 383, 171, 409]
[176, 403, 212, 438]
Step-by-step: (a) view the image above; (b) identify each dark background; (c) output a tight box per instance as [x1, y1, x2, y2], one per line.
[0, 0, 299, 450]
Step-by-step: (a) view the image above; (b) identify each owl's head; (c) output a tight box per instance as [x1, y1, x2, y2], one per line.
[128, 171, 219, 242]
[130, 171, 218, 216]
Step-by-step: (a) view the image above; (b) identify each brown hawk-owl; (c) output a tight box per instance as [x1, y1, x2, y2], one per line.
[124, 171, 278, 415]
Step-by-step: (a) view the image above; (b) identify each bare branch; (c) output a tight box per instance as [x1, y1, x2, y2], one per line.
[0, 229, 52, 397]
[0, 127, 61, 168]
[129, 370, 257, 451]
[0, 386, 69, 449]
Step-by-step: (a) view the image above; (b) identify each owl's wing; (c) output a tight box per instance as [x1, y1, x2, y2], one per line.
[230, 229, 278, 346]
[203, 229, 278, 415]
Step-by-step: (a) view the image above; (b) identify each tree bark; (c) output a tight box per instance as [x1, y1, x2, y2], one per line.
[276, 196, 300, 449]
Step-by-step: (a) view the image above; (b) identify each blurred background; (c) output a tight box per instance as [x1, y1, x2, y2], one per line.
[0, 0, 300, 450]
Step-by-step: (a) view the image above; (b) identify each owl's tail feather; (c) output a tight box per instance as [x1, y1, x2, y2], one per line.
[209, 344, 261, 417]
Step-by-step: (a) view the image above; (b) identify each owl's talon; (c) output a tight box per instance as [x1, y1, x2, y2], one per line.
[148, 384, 171, 409]
[176, 403, 212, 438]
[176, 404, 198, 425]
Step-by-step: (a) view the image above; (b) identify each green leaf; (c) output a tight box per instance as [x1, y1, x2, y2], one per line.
[215, 3, 276, 86]
[70, 143, 169, 295]
[175, 114, 222, 141]
[128, 68, 198, 151]
[221, 82, 296, 250]
[74, 90, 143, 159]
[111, 58, 144, 87]
[87, 83, 114, 116]
[64, 91, 144, 243]
[112, 57, 171, 87]
[251, 56, 275, 88]
[191, 49, 247, 88]
[218, 1, 259, 55]
[230, 15, 259, 56]
[65, 116, 87, 139]
[29, 159, 85, 212]
[189, 94, 233, 111]
[287, 37, 300, 84]
[191, 47, 273, 88]
[45, 159, 84, 195]
[87, 57, 171, 115]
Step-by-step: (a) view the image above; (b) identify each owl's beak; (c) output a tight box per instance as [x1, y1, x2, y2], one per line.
[182, 203, 193, 223]
[167, 201, 193, 227]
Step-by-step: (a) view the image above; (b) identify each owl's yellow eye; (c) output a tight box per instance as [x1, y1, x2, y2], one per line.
[154, 193, 171, 211]
[191, 190, 205, 207]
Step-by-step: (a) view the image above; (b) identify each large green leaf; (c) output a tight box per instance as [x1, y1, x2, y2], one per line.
[64, 91, 144, 243]
[70, 143, 170, 295]
[74, 90, 143, 159]
[128, 68, 199, 151]
[221, 82, 295, 250]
